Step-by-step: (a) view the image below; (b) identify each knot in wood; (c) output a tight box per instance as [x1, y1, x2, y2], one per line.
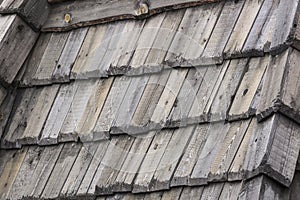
[64, 13, 72, 23]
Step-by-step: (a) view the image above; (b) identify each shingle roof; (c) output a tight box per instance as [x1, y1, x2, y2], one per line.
[0, 0, 300, 199]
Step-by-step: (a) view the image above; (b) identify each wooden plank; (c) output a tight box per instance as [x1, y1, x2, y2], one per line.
[128, 12, 166, 75]
[2, 88, 37, 148]
[71, 24, 108, 79]
[218, 182, 242, 200]
[0, 89, 15, 140]
[200, 0, 245, 65]
[179, 186, 204, 200]
[0, 0, 49, 30]
[111, 75, 149, 134]
[199, 183, 224, 200]
[77, 78, 114, 142]
[150, 69, 187, 128]
[144, 191, 164, 200]
[242, 0, 279, 56]
[168, 67, 208, 126]
[95, 135, 134, 195]
[19, 33, 52, 86]
[269, 0, 299, 54]
[109, 19, 145, 73]
[188, 64, 224, 124]
[229, 56, 269, 121]
[42, 143, 82, 199]
[208, 119, 251, 182]
[77, 140, 109, 196]
[52, 27, 88, 82]
[181, 3, 224, 65]
[130, 70, 171, 133]
[171, 124, 209, 186]
[20, 85, 59, 145]
[93, 76, 131, 136]
[289, 171, 300, 200]
[256, 50, 288, 121]
[190, 122, 229, 185]
[60, 80, 96, 142]
[238, 176, 263, 200]
[114, 20, 145, 72]
[113, 133, 154, 192]
[39, 82, 79, 145]
[280, 49, 300, 123]
[210, 58, 247, 121]
[264, 115, 300, 186]
[144, 9, 184, 69]
[42, 0, 224, 32]
[86, 21, 126, 78]
[32, 32, 69, 85]
[26, 145, 63, 198]
[0, 15, 38, 84]
[61, 142, 99, 197]
[7, 146, 44, 200]
[133, 130, 173, 193]
[229, 116, 275, 181]
[224, 0, 264, 58]
[0, 84, 6, 105]
[0, 147, 27, 199]
[161, 187, 183, 200]
[150, 126, 194, 191]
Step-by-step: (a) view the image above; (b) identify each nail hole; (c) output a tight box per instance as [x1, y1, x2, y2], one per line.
[243, 88, 248, 96]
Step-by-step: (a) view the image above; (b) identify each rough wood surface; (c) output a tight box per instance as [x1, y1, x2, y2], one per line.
[93, 76, 131, 135]
[133, 130, 173, 193]
[179, 186, 204, 200]
[210, 58, 247, 121]
[190, 122, 229, 185]
[242, 0, 278, 56]
[224, 0, 264, 58]
[21, 85, 59, 145]
[77, 140, 109, 196]
[61, 142, 99, 197]
[42, 0, 223, 32]
[0, 14, 38, 84]
[32, 32, 69, 85]
[52, 27, 88, 82]
[200, 0, 244, 65]
[95, 135, 134, 195]
[172, 124, 209, 186]
[150, 126, 194, 191]
[199, 183, 224, 200]
[77, 78, 114, 142]
[113, 133, 154, 192]
[0, 147, 27, 199]
[71, 24, 108, 79]
[60, 80, 96, 142]
[256, 50, 288, 121]
[111, 75, 149, 134]
[19, 33, 51, 86]
[42, 143, 82, 199]
[0, 89, 15, 140]
[229, 56, 269, 121]
[39, 82, 79, 145]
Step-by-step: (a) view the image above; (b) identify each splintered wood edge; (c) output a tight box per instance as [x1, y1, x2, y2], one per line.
[42, 0, 222, 32]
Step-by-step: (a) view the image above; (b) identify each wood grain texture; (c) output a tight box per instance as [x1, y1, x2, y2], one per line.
[60, 80, 96, 142]
[42, 0, 223, 32]
[0, 0, 49, 30]
[0, 89, 15, 140]
[113, 133, 154, 192]
[32, 32, 69, 85]
[52, 27, 88, 82]
[0, 14, 38, 84]
[229, 56, 269, 121]
[224, 0, 264, 58]
[172, 124, 209, 186]
[20, 85, 59, 145]
[42, 143, 82, 199]
[39, 82, 79, 145]
[77, 78, 114, 142]
[200, 0, 245, 65]
[95, 135, 134, 195]
[133, 130, 173, 193]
